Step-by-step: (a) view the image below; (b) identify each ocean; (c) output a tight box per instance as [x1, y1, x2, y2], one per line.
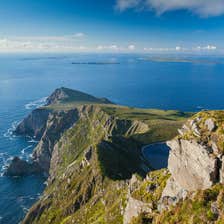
[0, 53, 224, 223]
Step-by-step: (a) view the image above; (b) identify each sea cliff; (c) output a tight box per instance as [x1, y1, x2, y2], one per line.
[8, 87, 192, 223]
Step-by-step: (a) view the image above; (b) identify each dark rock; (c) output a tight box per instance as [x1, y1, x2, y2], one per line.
[14, 108, 50, 139]
[84, 147, 92, 161]
[4, 157, 42, 176]
[147, 183, 157, 192]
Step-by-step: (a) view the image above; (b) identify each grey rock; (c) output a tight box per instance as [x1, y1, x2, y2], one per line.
[211, 202, 219, 216]
[158, 195, 178, 212]
[205, 118, 216, 132]
[123, 196, 152, 224]
[220, 156, 224, 184]
[167, 139, 219, 191]
[192, 123, 201, 137]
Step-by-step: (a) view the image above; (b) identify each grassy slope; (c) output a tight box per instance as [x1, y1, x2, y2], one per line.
[155, 184, 224, 224]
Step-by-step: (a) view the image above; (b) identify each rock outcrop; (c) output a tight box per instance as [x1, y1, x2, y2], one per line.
[167, 139, 219, 191]
[124, 196, 152, 224]
[4, 157, 42, 176]
[161, 111, 224, 206]
[15, 108, 50, 139]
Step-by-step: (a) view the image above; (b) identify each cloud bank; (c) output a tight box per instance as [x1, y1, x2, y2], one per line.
[0, 33, 88, 52]
[116, 0, 224, 17]
[0, 34, 218, 53]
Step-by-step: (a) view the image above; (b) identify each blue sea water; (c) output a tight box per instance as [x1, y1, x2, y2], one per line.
[0, 53, 224, 223]
[143, 143, 170, 170]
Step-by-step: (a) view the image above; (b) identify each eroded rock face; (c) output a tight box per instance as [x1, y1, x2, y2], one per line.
[161, 112, 224, 206]
[167, 139, 219, 192]
[46, 88, 69, 105]
[15, 108, 50, 139]
[32, 109, 79, 172]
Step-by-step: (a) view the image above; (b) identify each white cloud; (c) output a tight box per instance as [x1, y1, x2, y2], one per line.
[196, 45, 217, 50]
[97, 44, 121, 51]
[143, 47, 177, 52]
[142, 44, 218, 52]
[116, 0, 141, 11]
[0, 35, 218, 53]
[116, 0, 224, 17]
[13, 33, 86, 42]
[73, 33, 86, 38]
[97, 44, 137, 52]
[0, 36, 90, 53]
[128, 44, 136, 50]
[0, 33, 88, 52]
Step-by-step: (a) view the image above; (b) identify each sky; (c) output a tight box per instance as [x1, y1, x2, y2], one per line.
[0, 0, 224, 53]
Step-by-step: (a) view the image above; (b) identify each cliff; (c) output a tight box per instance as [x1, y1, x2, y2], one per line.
[162, 111, 224, 201]
[154, 111, 224, 223]
[128, 111, 224, 224]
[13, 87, 224, 223]
[10, 87, 189, 223]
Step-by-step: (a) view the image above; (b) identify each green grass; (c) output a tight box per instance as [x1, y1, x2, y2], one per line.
[101, 105, 191, 121]
[155, 184, 224, 224]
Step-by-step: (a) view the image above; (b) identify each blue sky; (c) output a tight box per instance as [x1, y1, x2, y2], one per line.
[0, 0, 224, 53]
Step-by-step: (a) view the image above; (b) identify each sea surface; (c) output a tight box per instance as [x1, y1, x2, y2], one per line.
[143, 143, 170, 170]
[0, 53, 224, 223]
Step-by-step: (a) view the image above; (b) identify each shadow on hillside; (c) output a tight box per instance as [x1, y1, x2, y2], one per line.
[97, 136, 147, 180]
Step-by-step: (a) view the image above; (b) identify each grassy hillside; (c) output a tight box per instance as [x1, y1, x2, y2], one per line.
[22, 88, 191, 224]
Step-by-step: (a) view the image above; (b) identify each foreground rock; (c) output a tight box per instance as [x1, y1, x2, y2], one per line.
[125, 111, 224, 223]
[5, 157, 42, 176]
[161, 111, 224, 207]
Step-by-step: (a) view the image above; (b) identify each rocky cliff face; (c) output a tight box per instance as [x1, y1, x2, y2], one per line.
[15, 108, 50, 139]
[32, 109, 79, 172]
[15, 104, 149, 175]
[122, 111, 224, 224]
[22, 104, 152, 224]
[161, 111, 224, 210]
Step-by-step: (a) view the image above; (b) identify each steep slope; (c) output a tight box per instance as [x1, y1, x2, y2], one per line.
[10, 87, 190, 223]
[156, 111, 224, 224]
[129, 111, 224, 224]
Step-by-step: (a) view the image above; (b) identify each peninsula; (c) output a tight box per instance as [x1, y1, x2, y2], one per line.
[7, 87, 224, 224]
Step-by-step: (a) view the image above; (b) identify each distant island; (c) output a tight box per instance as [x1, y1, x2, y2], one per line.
[140, 57, 221, 64]
[72, 62, 120, 65]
